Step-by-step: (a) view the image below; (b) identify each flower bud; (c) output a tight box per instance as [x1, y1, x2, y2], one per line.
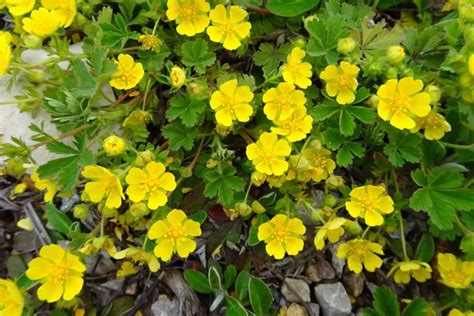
[251, 200, 265, 214]
[206, 159, 219, 169]
[459, 2, 474, 22]
[425, 84, 442, 105]
[326, 175, 344, 189]
[123, 110, 151, 128]
[310, 208, 324, 223]
[386, 67, 398, 79]
[387, 45, 405, 64]
[134, 150, 155, 168]
[6, 158, 26, 178]
[139, 34, 161, 51]
[28, 71, 45, 84]
[368, 94, 379, 109]
[170, 66, 186, 88]
[129, 202, 150, 218]
[187, 80, 209, 100]
[345, 220, 362, 235]
[73, 204, 89, 220]
[323, 194, 337, 207]
[215, 124, 232, 137]
[294, 37, 306, 49]
[235, 202, 252, 217]
[23, 35, 42, 49]
[337, 37, 357, 54]
[251, 172, 266, 187]
[103, 135, 126, 156]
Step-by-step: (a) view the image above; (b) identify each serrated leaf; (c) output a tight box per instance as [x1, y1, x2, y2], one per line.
[368, 286, 400, 316]
[253, 43, 291, 78]
[402, 298, 427, 316]
[181, 38, 216, 74]
[306, 15, 348, 56]
[346, 106, 376, 124]
[322, 128, 343, 149]
[336, 142, 364, 167]
[204, 166, 246, 208]
[162, 122, 199, 151]
[339, 109, 356, 136]
[167, 94, 206, 127]
[310, 104, 340, 122]
[384, 130, 422, 167]
[267, 0, 319, 17]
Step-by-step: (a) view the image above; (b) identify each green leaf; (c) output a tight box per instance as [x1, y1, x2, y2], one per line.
[235, 270, 251, 302]
[204, 165, 246, 208]
[384, 130, 422, 167]
[181, 38, 216, 74]
[336, 142, 364, 167]
[415, 234, 435, 262]
[410, 168, 474, 230]
[267, 0, 319, 17]
[248, 277, 273, 315]
[306, 15, 348, 57]
[402, 298, 427, 316]
[226, 296, 249, 316]
[310, 104, 340, 122]
[460, 234, 474, 257]
[45, 204, 73, 236]
[224, 265, 238, 290]
[162, 122, 199, 151]
[322, 128, 343, 149]
[188, 211, 207, 224]
[248, 225, 261, 246]
[209, 266, 223, 291]
[183, 270, 214, 294]
[339, 109, 356, 136]
[167, 93, 206, 127]
[346, 106, 376, 124]
[253, 43, 291, 78]
[363, 286, 400, 316]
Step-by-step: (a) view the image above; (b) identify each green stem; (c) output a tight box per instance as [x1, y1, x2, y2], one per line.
[243, 182, 252, 204]
[398, 210, 409, 261]
[361, 226, 370, 239]
[100, 215, 105, 237]
[455, 215, 472, 236]
[303, 200, 326, 224]
[0, 99, 37, 105]
[440, 142, 474, 151]
[142, 78, 152, 110]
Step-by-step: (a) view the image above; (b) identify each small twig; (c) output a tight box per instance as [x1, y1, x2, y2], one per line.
[116, 90, 136, 104]
[23, 202, 52, 245]
[187, 137, 205, 172]
[247, 6, 273, 14]
[31, 124, 90, 150]
[124, 272, 164, 316]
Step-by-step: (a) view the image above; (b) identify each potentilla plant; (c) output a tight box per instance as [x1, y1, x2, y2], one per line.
[0, 0, 473, 315]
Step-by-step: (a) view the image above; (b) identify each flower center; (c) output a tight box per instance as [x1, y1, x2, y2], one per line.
[389, 95, 409, 111]
[224, 23, 235, 35]
[445, 270, 468, 285]
[350, 242, 367, 256]
[145, 177, 161, 191]
[360, 196, 375, 212]
[337, 75, 352, 89]
[273, 227, 288, 241]
[222, 99, 237, 111]
[52, 265, 70, 283]
[182, 7, 197, 20]
[167, 227, 184, 240]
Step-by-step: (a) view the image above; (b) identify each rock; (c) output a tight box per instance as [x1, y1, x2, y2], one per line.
[308, 303, 320, 316]
[287, 303, 308, 316]
[151, 295, 180, 316]
[161, 270, 202, 316]
[329, 244, 346, 278]
[343, 273, 366, 298]
[282, 278, 311, 303]
[306, 259, 336, 282]
[314, 282, 352, 316]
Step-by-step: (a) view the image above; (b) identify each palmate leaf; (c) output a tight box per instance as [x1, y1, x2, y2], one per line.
[410, 167, 474, 230]
[204, 165, 246, 208]
[166, 93, 206, 127]
[181, 38, 216, 74]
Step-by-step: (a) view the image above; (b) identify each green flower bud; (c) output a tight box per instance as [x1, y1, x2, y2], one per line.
[187, 80, 209, 100]
[323, 194, 337, 207]
[425, 84, 442, 105]
[73, 204, 89, 220]
[387, 45, 405, 64]
[459, 2, 474, 22]
[206, 159, 219, 169]
[368, 94, 379, 109]
[28, 71, 45, 84]
[294, 37, 306, 49]
[235, 202, 252, 217]
[6, 158, 26, 178]
[23, 35, 43, 49]
[326, 175, 344, 189]
[337, 37, 357, 54]
[251, 200, 266, 214]
[344, 220, 362, 235]
[134, 151, 155, 168]
[386, 67, 398, 79]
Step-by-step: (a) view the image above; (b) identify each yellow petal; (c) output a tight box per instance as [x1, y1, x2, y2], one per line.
[26, 257, 53, 280]
[148, 190, 167, 209]
[209, 4, 227, 24]
[266, 239, 285, 259]
[398, 77, 423, 95]
[176, 238, 196, 258]
[223, 33, 241, 50]
[39, 244, 65, 263]
[63, 276, 83, 301]
[207, 25, 225, 43]
[85, 182, 106, 203]
[336, 88, 355, 105]
[229, 6, 247, 22]
[154, 239, 174, 261]
[37, 280, 63, 303]
[127, 184, 147, 202]
[285, 236, 304, 255]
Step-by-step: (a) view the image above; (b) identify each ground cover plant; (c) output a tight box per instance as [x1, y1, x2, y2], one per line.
[0, 0, 473, 315]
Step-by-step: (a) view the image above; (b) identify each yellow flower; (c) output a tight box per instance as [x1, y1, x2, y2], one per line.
[281, 47, 313, 89]
[392, 261, 432, 284]
[166, 0, 210, 37]
[103, 135, 126, 156]
[337, 239, 384, 273]
[41, 0, 77, 27]
[26, 244, 86, 303]
[257, 214, 306, 259]
[22, 8, 61, 37]
[31, 172, 58, 203]
[319, 61, 360, 105]
[6, 0, 34, 16]
[263, 82, 306, 121]
[110, 54, 144, 90]
[301, 143, 336, 182]
[139, 34, 161, 51]
[125, 161, 177, 210]
[246, 132, 291, 176]
[148, 209, 202, 261]
[116, 262, 138, 278]
[345, 185, 394, 226]
[170, 66, 186, 88]
[271, 106, 313, 142]
[449, 309, 474, 316]
[377, 77, 431, 130]
[437, 253, 474, 289]
[79, 236, 117, 257]
[0, 32, 12, 75]
[0, 279, 23, 316]
[387, 45, 405, 64]
[411, 111, 451, 140]
[210, 79, 254, 127]
[207, 5, 251, 50]
[113, 247, 160, 272]
[314, 217, 347, 250]
[81, 165, 125, 209]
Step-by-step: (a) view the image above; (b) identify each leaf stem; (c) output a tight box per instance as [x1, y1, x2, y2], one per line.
[440, 142, 474, 151]
[398, 210, 409, 261]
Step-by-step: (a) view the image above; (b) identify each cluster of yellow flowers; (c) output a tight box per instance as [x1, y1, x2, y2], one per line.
[166, 0, 251, 50]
